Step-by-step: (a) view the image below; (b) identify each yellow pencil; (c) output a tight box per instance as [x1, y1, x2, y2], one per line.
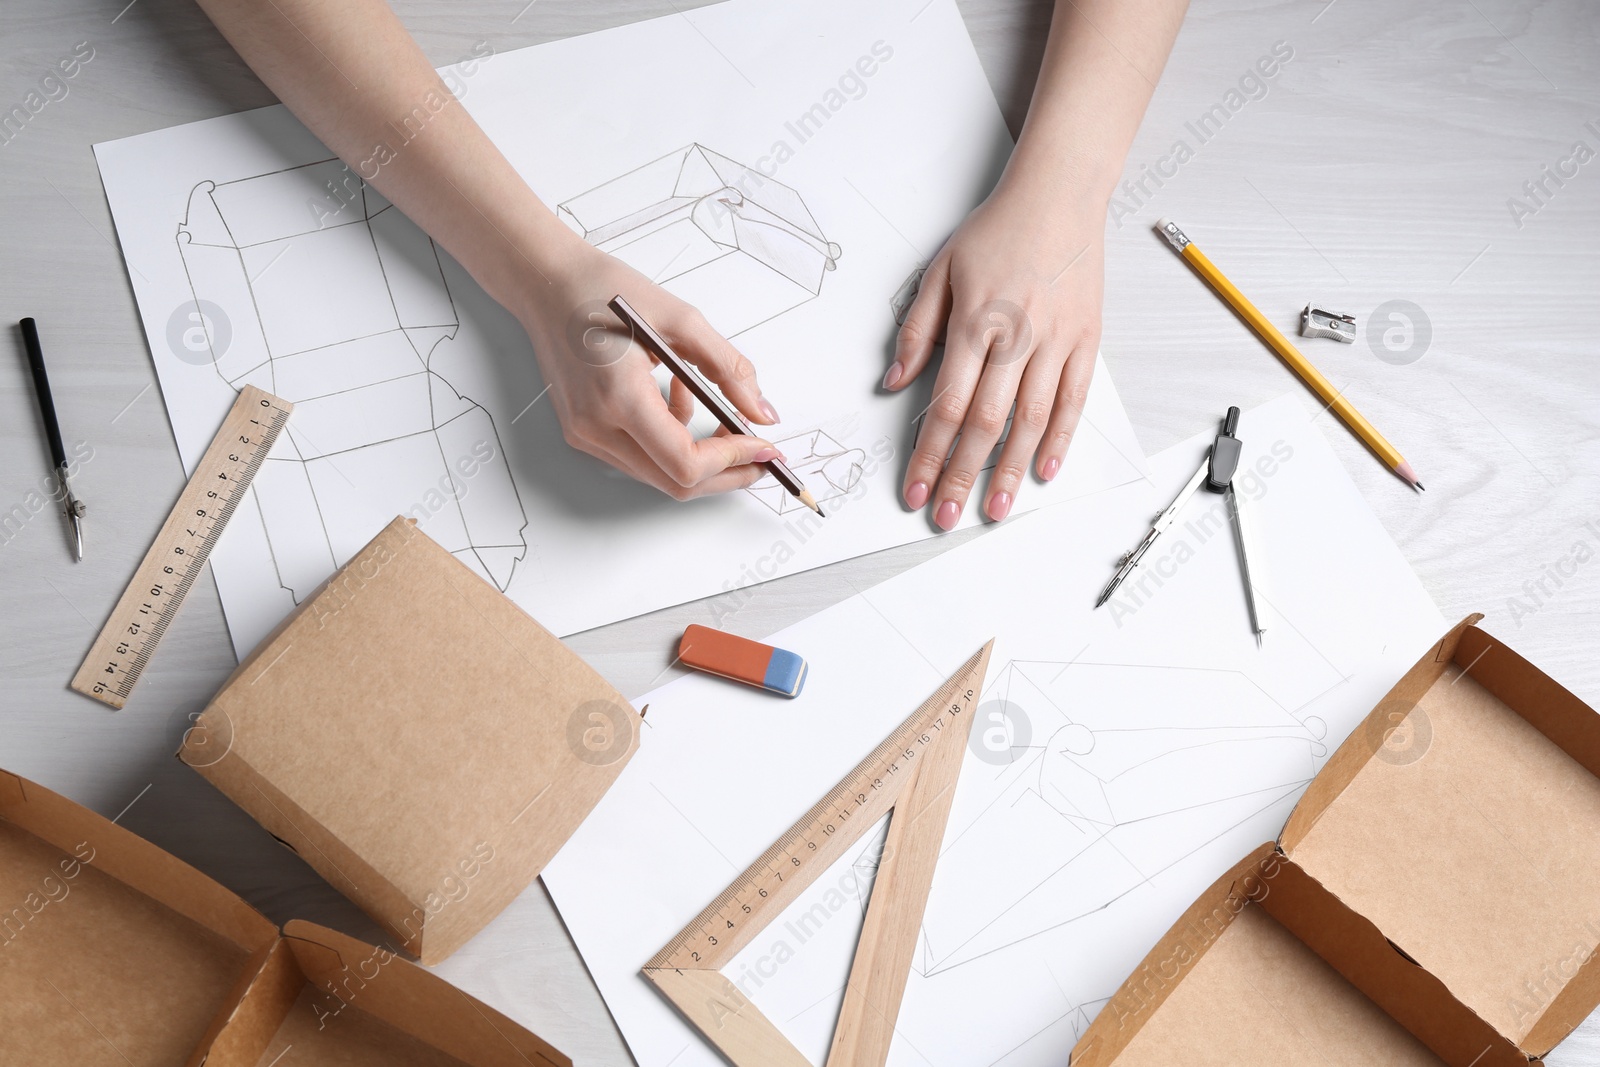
[1155, 218, 1423, 492]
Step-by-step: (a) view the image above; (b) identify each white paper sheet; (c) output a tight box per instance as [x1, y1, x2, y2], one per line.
[525, 394, 1445, 1066]
[92, 0, 1147, 646]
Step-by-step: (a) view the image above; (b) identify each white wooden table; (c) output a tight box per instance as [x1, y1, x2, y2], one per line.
[2, 0, 1597, 1062]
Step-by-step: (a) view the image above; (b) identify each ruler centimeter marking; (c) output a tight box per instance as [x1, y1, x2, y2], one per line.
[647, 647, 984, 971]
[70, 386, 293, 709]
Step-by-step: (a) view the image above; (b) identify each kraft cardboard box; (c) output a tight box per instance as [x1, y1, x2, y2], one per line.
[1073, 615, 1600, 1066]
[0, 769, 279, 1067]
[0, 768, 569, 1065]
[180, 517, 641, 964]
[202, 920, 569, 1067]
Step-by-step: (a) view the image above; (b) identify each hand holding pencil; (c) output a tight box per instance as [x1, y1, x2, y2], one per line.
[609, 296, 825, 517]
[513, 244, 787, 501]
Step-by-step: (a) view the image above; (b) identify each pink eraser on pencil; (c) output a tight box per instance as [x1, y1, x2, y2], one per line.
[678, 624, 808, 698]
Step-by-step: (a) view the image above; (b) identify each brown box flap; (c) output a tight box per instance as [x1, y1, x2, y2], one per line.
[1071, 844, 1276, 1064]
[203, 921, 569, 1066]
[1073, 843, 1527, 1066]
[1256, 854, 1525, 1067]
[180, 518, 640, 963]
[0, 769, 277, 1067]
[1282, 618, 1600, 1052]
[1072, 846, 1456, 1066]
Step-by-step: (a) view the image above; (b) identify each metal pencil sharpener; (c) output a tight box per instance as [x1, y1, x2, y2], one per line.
[1301, 303, 1356, 343]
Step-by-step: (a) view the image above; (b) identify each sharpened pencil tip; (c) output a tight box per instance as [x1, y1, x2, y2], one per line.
[1415, 482, 1425, 492]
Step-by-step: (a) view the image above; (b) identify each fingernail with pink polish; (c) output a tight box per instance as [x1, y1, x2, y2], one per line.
[905, 481, 930, 509]
[753, 448, 779, 463]
[1041, 456, 1061, 481]
[987, 491, 1012, 522]
[935, 500, 960, 531]
[758, 399, 780, 423]
[881, 361, 903, 390]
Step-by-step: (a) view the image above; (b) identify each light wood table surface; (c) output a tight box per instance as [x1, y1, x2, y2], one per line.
[3, 0, 1597, 1062]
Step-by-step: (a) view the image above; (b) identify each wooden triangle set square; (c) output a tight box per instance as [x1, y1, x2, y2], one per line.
[643, 640, 995, 1067]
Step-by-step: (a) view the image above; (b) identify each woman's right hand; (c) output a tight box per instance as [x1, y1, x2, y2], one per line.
[188, 1, 784, 503]
[515, 240, 785, 500]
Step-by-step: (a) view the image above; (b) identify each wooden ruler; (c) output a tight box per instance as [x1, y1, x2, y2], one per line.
[71, 386, 293, 709]
[643, 639, 994, 1067]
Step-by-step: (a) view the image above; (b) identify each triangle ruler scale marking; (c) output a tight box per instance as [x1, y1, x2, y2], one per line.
[643, 640, 996, 1067]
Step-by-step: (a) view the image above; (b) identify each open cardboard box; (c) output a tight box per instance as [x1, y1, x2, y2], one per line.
[1073, 615, 1600, 1065]
[0, 768, 567, 1066]
[203, 920, 567, 1066]
[0, 768, 277, 1066]
[180, 517, 641, 964]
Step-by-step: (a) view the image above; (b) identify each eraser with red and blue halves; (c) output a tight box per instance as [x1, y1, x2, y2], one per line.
[678, 624, 808, 698]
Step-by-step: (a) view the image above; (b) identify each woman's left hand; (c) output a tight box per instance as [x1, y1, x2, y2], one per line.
[884, 184, 1105, 528]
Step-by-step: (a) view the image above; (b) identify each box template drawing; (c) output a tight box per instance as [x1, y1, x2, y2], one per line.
[179, 517, 640, 964]
[559, 144, 842, 338]
[176, 160, 528, 604]
[0, 769, 566, 1066]
[1072, 615, 1600, 1066]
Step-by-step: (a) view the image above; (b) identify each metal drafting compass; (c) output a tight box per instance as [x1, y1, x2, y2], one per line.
[1097, 407, 1269, 642]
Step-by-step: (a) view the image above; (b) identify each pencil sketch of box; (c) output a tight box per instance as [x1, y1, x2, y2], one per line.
[175, 160, 528, 603]
[558, 144, 842, 337]
[745, 428, 864, 516]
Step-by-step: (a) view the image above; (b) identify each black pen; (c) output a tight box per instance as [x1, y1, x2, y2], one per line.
[20, 318, 86, 560]
[607, 295, 823, 517]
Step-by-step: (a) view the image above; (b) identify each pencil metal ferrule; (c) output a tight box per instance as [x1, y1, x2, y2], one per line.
[1155, 218, 1190, 252]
